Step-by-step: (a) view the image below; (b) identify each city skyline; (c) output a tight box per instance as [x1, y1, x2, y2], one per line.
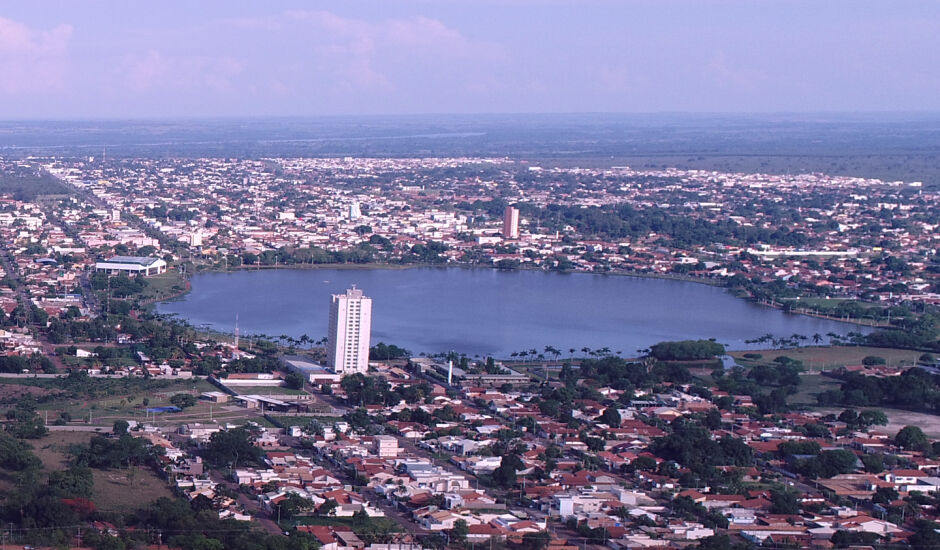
[0, 1, 939, 118]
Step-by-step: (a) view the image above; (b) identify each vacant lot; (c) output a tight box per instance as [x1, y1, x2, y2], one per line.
[32, 430, 173, 512]
[0, 382, 63, 404]
[731, 346, 922, 372]
[29, 378, 217, 426]
[814, 407, 940, 439]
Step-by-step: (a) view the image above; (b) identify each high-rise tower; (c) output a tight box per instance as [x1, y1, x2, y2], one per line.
[502, 206, 520, 239]
[326, 286, 372, 374]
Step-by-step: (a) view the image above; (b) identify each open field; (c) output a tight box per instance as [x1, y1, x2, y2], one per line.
[788, 374, 842, 408]
[139, 270, 189, 302]
[815, 407, 940, 439]
[32, 379, 216, 422]
[731, 346, 923, 372]
[32, 430, 174, 513]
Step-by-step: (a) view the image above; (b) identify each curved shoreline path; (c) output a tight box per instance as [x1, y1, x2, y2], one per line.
[157, 267, 866, 358]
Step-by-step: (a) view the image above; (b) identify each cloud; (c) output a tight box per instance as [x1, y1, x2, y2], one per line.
[243, 10, 506, 95]
[0, 17, 72, 94]
[120, 50, 244, 94]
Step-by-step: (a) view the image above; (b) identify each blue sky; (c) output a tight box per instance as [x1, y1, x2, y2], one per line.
[0, 0, 938, 118]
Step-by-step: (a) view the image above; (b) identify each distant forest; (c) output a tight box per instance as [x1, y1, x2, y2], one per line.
[0, 166, 70, 200]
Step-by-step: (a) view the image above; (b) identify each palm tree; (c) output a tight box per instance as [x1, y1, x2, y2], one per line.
[812, 333, 822, 345]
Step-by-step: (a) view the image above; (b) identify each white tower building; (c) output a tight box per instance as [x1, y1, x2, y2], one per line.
[502, 206, 520, 239]
[326, 286, 373, 374]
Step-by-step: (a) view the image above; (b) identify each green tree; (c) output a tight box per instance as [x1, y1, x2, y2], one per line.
[896, 426, 929, 451]
[285, 372, 305, 390]
[203, 427, 263, 468]
[6, 397, 47, 439]
[279, 492, 315, 519]
[492, 453, 522, 487]
[48, 466, 94, 498]
[448, 519, 469, 545]
[872, 486, 899, 504]
[170, 393, 197, 410]
[860, 453, 884, 474]
[770, 488, 800, 514]
[520, 531, 551, 550]
[598, 406, 621, 428]
[909, 520, 940, 550]
[317, 498, 338, 517]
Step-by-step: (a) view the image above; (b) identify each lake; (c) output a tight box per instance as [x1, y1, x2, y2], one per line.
[157, 267, 865, 358]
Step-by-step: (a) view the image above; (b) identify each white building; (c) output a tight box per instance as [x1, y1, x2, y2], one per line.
[326, 286, 372, 374]
[94, 255, 167, 276]
[373, 435, 399, 457]
[502, 206, 519, 239]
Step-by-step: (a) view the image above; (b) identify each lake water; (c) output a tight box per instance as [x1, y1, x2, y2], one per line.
[157, 268, 865, 358]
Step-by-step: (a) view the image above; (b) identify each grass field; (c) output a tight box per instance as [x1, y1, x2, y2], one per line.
[139, 271, 188, 302]
[788, 373, 842, 408]
[794, 298, 882, 310]
[731, 346, 923, 372]
[19, 378, 219, 426]
[32, 431, 174, 513]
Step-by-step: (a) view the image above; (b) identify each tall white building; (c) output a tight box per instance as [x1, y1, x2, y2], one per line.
[502, 206, 520, 239]
[326, 286, 372, 374]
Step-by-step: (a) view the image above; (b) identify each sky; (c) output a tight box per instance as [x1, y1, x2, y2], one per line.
[0, 0, 938, 118]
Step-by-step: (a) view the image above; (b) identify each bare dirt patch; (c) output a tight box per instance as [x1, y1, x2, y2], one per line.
[0, 383, 63, 403]
[815, 407, 940, 439]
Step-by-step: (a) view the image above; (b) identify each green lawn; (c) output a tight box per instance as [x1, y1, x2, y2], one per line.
[794, 298, 882, 310]
[788, 373, 842, 408]
[139, 271, 188, 302]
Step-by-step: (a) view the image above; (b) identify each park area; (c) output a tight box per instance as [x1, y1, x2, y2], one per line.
[730, 345, 923, 372]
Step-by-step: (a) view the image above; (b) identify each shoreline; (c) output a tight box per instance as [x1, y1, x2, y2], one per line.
[148, 262, 879, 357]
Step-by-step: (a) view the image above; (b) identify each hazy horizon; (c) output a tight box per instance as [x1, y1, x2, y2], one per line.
[1, 111, 939, 125]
